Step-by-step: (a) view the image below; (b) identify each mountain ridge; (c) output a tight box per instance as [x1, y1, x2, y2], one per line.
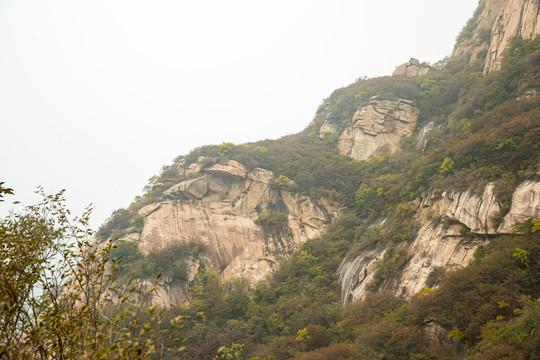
[99, 1, 540, 358]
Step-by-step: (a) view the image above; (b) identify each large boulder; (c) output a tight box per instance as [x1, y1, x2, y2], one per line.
[337, 97, 418, 161]
[392, 58, 429, 77]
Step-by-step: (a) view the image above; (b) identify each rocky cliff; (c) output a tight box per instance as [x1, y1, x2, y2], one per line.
[452, 0, 507, 63]
[335, 97, 419, 161]
[338, 180, 540, 303]
[452, 0, 540, 73]
[485, 0, 540, 72]
[128, 159, 340, 307]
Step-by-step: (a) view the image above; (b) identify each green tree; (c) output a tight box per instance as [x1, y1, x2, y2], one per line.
[0, 187, 183, 359]
[439, 157, 455, 176]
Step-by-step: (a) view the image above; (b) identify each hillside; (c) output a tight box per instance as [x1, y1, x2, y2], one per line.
[98, 1, 540, 359]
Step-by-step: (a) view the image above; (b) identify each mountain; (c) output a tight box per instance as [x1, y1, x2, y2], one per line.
[452, 0, 540, 73]
[99, 1, 540, 358]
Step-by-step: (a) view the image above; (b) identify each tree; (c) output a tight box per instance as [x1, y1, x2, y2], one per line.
[0, 186, 183, 359]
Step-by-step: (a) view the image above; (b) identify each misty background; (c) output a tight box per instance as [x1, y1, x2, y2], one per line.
[0, 0, 478, 229]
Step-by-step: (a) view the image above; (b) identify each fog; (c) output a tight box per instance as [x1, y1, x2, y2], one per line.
[0, 0, 479, 229]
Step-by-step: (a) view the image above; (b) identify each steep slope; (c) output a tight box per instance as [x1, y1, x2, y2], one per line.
[104, 157, 341, 306]
[98, 1, 540, 358]
[452, 0, 540, 73]
[339, 180, 540, 303]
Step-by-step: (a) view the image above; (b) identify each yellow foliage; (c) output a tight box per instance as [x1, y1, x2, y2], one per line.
[418, 287, 435, 298]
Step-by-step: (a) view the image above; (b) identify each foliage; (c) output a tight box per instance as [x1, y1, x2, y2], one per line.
[0, 187, 183, 359]
[255, 210, 288, 228]
[110, 241, 204, 281]
[89, 31, 540, 360]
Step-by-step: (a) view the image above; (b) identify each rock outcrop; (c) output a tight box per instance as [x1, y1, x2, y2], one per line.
[498, 180, 540, 232]
[137, 159, 340, 305]
[416, 183, 501, 235]
[392, 58, 430, 77]
[338, 249, 386, 303]
[452, 0, 507, 63]
[452, 0, 540, 73]
[337, 97, 419, 161]
[338, 181, 540, 303]
[485, 0, 540, 72]
[319, 121, 341, 139]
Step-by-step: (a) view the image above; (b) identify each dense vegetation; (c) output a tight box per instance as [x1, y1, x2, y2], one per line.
[91, 32, 540, 359]
[160, 227, 539, 360]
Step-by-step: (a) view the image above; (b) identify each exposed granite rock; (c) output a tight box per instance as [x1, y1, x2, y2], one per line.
[392, 58, 430, 77]
[338, 249, 386, 303]
[137, 160, 341, 306]
[204, 160, 247, 178]
[164, 177, 208, 199]
[499, 180, 540, 232]
[339, 180, 540, 303]
[139, 275, 189, 309]
[452, 0, 540, 72]
[416, 121, 436, 151]
[417, 182, 501, 235]
[337, 97, 419, 161]
[395, 222, 488, 299]
[485, 0, 540, 72]
[452, 0, 507, 62]
[319, 121, 341, 139]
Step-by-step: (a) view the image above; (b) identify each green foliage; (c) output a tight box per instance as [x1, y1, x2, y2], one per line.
[0, 188, 183, 359]
[255, 210, 288, 228]
[439, 157, 455, 176]
[273, 174, 291, 189]
[110, 239, 144, 276]
[90, 32, 540, 360]
[218, 343, 244, 359]
[447, 329, 464, 341]
[253, 145, 268, 153]
[218, 142, 235, 160]
[456, 0, 486, 43]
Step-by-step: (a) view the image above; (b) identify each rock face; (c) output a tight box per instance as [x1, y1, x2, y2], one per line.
[416, 183, 501, 235]
[485, 0, 540, 72]
[499, 180, 540, 232]
[452, 0, 507, 63]
[319, 122, 341, 139]
[392, 58, 430, 77]
[338, 249, 386, 303]
[137, 160, 340, 305]
[452, 0, 540, 73]
[337, 97, 419, 161]
[338, 181, 540, 303]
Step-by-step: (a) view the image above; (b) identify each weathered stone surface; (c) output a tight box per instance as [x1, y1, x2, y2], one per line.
[417, 182, 501, 235]
[246, 167, 274, 184]
[416, 121, 435, 151]
[205, 160, 247, 178]
[337, 98, 419, 160]
[395, 222, 488, 299]
[452, 0, 506, 62]
[137, 160, 340, 306]
[338, 249, 386, 303]
[164, 177, 208, 199]
[392, 58, 430, 77]
[485, 0, 540, 72]
[339, 180, 540, 302]
[139, 274, 190, 309]
[319, 121, 341, 139]
[339, 182, 499, 302]
[138, 203, 161, 217]
[151, 182, 165, 191]
[499, 180, 540, 232]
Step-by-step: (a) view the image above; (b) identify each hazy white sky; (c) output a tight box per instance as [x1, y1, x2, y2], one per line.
[0, 0, 479, 229]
